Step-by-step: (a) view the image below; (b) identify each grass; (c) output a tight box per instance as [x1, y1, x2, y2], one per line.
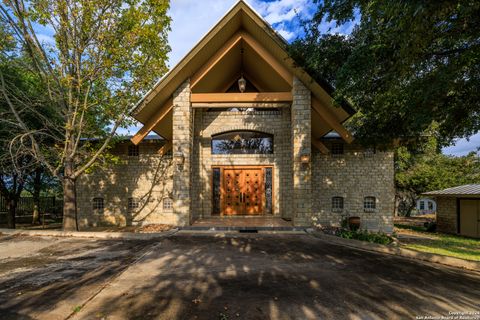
[395, 224, 480, 262]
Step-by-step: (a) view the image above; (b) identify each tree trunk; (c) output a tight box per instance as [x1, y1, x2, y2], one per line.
[32, 167, 42, 224]
[62, 161, 78, 231]
[6, 199, 16, 229]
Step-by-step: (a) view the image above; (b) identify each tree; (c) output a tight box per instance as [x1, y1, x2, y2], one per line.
[0, 0, 171, 230]
[291, 1, 480, 146]
[395, 130, 480, 216]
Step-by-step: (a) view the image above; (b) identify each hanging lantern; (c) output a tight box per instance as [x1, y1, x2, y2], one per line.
[238, 75, 247, 93]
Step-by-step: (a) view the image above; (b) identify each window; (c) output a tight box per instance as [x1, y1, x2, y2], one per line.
[364, 196, 376, 211]
[364, 147, 376, 158]
[128, 145, 139, 156]
[419, 201, 425, 210]
[92, 198, 104, 212]
[128, 198, 140, 212]
[331, 143, 344, 156]
[332, 196, 344, 211]
[211, 130, 273, 154]
[163, 198, 173, 210]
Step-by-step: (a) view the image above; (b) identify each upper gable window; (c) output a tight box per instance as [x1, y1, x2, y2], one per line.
[128, 145, 139, 157]
[211, 130, 273, 154]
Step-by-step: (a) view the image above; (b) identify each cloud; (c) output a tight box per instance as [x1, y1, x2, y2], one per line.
[442, 133, 480, 156]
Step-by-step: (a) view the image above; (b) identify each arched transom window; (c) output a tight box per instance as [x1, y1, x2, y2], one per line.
[211, 130, 273, 154]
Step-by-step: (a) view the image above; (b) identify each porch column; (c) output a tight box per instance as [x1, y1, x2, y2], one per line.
[172, 79, 192, 226]
[291, 76, 312, 226]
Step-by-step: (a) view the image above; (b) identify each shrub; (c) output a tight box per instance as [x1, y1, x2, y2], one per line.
[337, 229, 393, 245]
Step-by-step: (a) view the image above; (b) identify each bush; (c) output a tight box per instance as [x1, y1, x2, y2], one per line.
[337, 229, 393, 245]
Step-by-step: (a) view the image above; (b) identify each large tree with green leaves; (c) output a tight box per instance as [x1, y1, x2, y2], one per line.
[291, 0, 480, 146]
[0, 0, 171, 230]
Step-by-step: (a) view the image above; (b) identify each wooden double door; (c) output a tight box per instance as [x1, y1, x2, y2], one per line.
[222, 167, 265, 215]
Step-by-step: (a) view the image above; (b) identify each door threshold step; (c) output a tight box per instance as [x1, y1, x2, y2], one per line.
[179, 226, 306, 232]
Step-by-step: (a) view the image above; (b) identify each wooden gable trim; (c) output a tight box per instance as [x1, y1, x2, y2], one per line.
[240, 31, 293, 87]
[191, 92, 292, 103]
[191, 32, 243, 89]
[158, 141, 172, 156]
[312, 139, 330, 154]
[131, 98, 173, 145]
[311, 97, 354, 144]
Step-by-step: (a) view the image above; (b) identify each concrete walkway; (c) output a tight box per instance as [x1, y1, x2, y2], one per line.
[1, 232, 479, 319]
[71, 233, 480, 320]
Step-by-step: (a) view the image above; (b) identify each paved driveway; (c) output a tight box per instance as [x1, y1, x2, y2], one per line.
[0, 232, 479, 320]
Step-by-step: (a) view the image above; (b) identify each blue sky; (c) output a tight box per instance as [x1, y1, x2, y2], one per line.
[34, 0, 479, 156]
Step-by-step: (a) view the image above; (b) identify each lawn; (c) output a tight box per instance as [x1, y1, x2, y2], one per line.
[395, 224, 480, 262]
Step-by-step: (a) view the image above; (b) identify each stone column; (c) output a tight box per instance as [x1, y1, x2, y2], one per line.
[291, 77, 312, 226]
[172, 79, 192, 226]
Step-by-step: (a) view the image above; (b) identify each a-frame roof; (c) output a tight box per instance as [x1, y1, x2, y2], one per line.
[131, 0, 355, 141]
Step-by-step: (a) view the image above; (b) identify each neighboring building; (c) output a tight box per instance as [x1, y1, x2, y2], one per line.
[424, 184, 480, 238]
[76, 1, 395, 232]
[415, 198, 436, 215]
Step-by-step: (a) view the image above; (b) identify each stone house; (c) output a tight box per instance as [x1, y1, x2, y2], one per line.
[77, 1, 395, 232]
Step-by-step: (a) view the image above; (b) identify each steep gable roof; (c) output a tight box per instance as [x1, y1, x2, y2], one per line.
[131, 0, 354, 140]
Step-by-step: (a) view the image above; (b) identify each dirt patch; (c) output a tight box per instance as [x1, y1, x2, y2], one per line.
[0, 236, 157, 320]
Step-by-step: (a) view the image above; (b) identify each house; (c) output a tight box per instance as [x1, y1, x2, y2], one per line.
[415, 198, 436, 215]
[76, 1, 395, 232]
[423, 184, 480, 238]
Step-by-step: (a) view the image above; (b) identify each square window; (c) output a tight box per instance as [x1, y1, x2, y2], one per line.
[364, 147, 376, 158]
[93, 198, 104, 212]
[332, 197, 344, 212]
[364, 197, 376, 211]
[331, 143, 344, 156]
[163, 198, 173, 210]
[128, 145, 139, 156]
[128, 198, 140, 212]
[419, 201, 425, 210]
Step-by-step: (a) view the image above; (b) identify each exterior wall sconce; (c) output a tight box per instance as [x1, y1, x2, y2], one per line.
[238, 75, 247, 93]
[174, 150, 185, 170]
[300, 152, 311, 164]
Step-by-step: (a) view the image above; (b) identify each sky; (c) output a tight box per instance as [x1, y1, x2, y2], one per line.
[34, 0, 479, 156]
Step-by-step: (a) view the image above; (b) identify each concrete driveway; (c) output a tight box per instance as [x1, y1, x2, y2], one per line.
[0, 232, 479, 320]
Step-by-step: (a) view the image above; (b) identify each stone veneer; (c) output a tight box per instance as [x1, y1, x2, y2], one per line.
[76, 141, 175, 228]
[76, 78, 395, 232]
[435, 197, 457, 234]
[312, 141, 395, 233]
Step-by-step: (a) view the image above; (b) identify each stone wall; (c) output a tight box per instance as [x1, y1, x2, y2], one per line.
[76, 141, 175, 228]
[291, 77, 312, 226]
[312, 141, 395, 233]
[435, 197, 457, 234]
[192, 107, 292, 219]
[172, 79, 193, 226]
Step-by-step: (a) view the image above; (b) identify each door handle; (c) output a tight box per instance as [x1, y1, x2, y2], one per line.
[242, 193, 246, 203]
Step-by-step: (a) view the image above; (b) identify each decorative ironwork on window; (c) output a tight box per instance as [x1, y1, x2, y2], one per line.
[265, 167, 273, 214]
[332, 196, 344, 212]
[364, 196, 376, 211]
[212, 168, 221, 214]
[163, 198, 173, 210]
[211, 130, 273, 154]
[128, 145, 139, 156]
[331, 143, 344, 156]
[128, 198, 140, 212]
[92, 198, 104, 212]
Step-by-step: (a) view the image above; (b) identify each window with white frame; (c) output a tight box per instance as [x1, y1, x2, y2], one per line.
[128, 198, 140, 212]
[363, 196, 376, 211]
[92, 197, 104, 213]
[163, 198, 173, 210]
[332, 196, 344, 212]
